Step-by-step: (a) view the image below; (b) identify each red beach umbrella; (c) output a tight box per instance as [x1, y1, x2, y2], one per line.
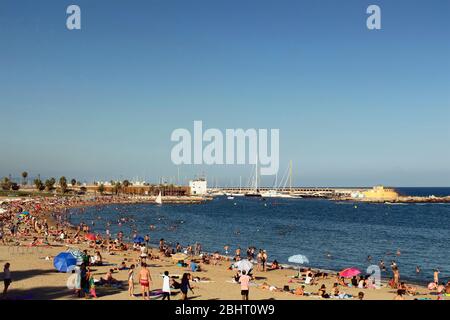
[339, 267, 361, 278]
[85, 233, 97, 241]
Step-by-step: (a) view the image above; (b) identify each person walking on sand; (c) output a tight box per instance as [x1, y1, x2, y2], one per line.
[3, 263, 12, 295]
[180, 273, 194, 300]
[239, 270, 251, 300]
[128, 264, 135, 297]
[138, 263, 152, 300]
[162, 271, 171, 300]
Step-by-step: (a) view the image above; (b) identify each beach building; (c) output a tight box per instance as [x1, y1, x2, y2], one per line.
[189, 179, 207, 195]
[361, 185, 398, 201]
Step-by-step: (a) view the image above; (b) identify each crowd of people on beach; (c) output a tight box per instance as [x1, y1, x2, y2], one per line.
[1, 195, 450, 300]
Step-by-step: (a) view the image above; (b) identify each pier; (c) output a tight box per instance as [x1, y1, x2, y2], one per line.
[213, 187, 343, 198]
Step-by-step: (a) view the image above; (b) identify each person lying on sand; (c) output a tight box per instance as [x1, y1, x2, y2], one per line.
[291, 285, 311, 296]
[99, 269, 119, 285]
[397, 282, 417, 296]
[259, 282, 283, 292]
[269, 260, 282, 270]
[192, 276, 211, 282]
[115, 261, 128, 270]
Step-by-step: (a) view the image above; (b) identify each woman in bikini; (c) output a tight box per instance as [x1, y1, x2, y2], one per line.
[128, 264, 135, 297]
[180, 273, 194, 300]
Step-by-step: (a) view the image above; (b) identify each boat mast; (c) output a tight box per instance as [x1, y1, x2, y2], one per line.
[255, 154, 258, 192]
[289, 160, 293, 192]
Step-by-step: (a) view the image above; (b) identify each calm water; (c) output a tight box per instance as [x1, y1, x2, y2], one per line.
[68, 187, 450, 284]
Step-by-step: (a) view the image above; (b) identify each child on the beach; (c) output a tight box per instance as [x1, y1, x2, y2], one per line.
[128, 264, 135, 297]
[162, 271, 171, 300]
[89, 272, 97, 298]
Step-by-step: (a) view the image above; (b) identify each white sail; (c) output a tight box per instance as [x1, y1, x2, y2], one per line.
[155, 191, 162, 205]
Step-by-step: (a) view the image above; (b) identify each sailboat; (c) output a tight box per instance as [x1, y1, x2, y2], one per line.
[260, 161, 302, 199]
[231, 176, 245, 197]
[155, 191, 162, 205]
[245, 155, 262, 197]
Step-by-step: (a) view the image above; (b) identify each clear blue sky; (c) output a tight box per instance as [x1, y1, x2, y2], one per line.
[0, 0, 449, 187]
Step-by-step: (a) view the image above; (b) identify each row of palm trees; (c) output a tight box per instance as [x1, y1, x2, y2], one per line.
[96, 179, 131, 195]
[2, 172, 188, 196]
[1, 171, 81, 194]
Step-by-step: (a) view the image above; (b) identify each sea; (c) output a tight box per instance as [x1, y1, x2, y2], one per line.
[67, 187, 450, 285]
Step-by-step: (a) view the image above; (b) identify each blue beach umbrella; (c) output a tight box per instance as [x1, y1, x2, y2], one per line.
[54, 252, 77, 272]
[133, 236, 145, 243]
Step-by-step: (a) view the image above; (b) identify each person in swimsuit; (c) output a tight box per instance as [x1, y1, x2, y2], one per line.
[261, 250, 268, 272]
[138, 263, 152, 300]
[3, 263, 11, 295]
[239, 270, 251, 300]
[434, 269, 440, 284]
[180, 273, 194, 300]
[128, 264, 135, 297]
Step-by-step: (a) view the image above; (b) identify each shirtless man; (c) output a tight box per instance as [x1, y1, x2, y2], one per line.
[138, 263, 152, 300]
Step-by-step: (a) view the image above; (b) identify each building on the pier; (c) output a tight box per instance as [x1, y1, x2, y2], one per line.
[189, 179, 207, 195]
[361, 185, 398, 201]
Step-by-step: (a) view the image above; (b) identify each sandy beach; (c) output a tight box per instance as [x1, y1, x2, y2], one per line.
[1, 195, 446, 301]
[0, 244, 439, 301]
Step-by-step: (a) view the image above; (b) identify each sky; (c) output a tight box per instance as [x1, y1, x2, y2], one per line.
[0, 0, 449, 187]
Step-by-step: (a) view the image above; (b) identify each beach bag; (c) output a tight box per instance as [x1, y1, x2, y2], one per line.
[66, 273, 77, 290]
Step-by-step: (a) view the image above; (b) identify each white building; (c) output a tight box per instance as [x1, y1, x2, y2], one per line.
[189, 179, 207, 195]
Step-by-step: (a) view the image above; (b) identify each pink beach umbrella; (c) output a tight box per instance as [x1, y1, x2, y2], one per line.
[339, 267, 361, 278]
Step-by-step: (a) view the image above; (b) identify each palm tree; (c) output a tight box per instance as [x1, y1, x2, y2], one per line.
[97, 184, 105, 195]
[21, 171, 28, 186]
[45, 178, 56, 191]
[59, 176, 68, 194]
[114, 181, 122, 195]
[1, 177, 12, 191]
[34, 178, 44, 191]
[122, 179, 131, 193]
